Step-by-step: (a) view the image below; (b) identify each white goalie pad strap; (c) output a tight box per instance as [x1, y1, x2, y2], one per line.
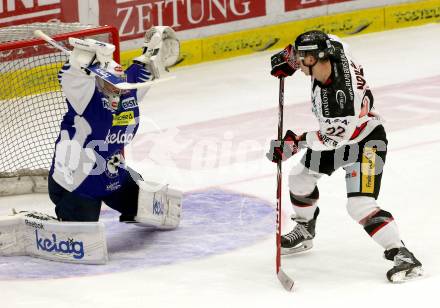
[0, 211, 108, 264]
[135, 183, 182, 230]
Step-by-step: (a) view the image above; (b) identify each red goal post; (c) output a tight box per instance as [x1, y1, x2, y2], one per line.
[0, 22, 120, 196]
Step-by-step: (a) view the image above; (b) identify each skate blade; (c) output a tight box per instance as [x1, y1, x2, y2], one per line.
[390, 266, 424, 283]
[281, 240, 313, 256]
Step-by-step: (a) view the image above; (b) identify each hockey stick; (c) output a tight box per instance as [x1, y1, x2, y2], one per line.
[33, 30, 175, 90]
[276, 77, 295, 292]
[34, 29, 71, 55]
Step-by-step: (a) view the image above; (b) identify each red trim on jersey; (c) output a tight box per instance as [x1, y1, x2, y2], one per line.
[316, 131, 323, 143]
[370, 218, 394, 236]
[293, 202, 314, 208]
[350, 122, 368, 140]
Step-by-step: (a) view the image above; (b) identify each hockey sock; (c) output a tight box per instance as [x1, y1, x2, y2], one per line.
[363, 210, 403, 250]
[290, 186, 319, 220]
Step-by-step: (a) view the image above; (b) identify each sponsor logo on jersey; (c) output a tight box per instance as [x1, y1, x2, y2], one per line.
[112, 111, 135, 126]
[321, 88, 330, 117]
[102, 97, 118, 112]
[361, 147, 376, 193]
[340, 53, 354, 101]
[105, 151, 124, 179]
[121, 97, 138, 110]
[106, 181, 122, 192]
[105, 130, 134, 144]
[336, 90, 346, 109]
[345, 170, 358, 178]
[35, 229, 85, 260]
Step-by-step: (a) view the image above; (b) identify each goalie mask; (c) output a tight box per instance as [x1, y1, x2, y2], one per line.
[95, 60, 128, 110]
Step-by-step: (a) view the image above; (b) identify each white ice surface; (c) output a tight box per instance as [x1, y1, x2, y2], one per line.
[2, 24, 440, 308]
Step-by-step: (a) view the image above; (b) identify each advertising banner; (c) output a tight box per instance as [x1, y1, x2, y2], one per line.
[385, 0, 440, 29]
[0, 0, 79, 28]
[284, 0, 353, 11]
[98, 0, 266, 41]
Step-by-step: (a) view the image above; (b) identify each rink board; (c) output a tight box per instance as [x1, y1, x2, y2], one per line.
[119, 0, 440, 68]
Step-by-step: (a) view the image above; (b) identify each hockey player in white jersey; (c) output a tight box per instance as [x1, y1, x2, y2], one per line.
[48, 26, 181, 230]
[267, 30, 422, 282]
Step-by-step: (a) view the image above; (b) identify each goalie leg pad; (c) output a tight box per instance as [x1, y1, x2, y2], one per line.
[0, 211, 108, 264]
[134, 182, 182, 230]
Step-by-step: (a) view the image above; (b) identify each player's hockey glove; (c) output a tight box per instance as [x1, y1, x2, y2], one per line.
[270, 45, 299, 78]
[266, 130, 305, 163]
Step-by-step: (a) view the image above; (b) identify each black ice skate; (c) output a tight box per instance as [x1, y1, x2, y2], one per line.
[384, 247, 423, 283]
[281, 208, 319, 255]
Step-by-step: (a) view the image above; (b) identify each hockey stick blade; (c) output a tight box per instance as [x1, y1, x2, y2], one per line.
[86, 63, 175, 90]
[277, 268, 294, 292]
[116, 76, 176, 90]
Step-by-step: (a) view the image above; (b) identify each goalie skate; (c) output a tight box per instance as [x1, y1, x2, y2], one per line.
[385, 247, 423, 283]
[281, 208, 319, 255]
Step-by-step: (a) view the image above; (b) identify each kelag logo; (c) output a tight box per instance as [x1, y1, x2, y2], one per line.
[35, 230, 85, 260]
[152, 198, 164, 216]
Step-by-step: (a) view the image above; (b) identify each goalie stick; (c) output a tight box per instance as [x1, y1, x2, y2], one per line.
[33, 29, 175, 90]
[275, 77, 295, 292]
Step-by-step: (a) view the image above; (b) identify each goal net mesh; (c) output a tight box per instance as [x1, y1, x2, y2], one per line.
[0, 22, 118, 181]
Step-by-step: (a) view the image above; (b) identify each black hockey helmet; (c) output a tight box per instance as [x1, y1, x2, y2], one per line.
[294, 30, 334, 60]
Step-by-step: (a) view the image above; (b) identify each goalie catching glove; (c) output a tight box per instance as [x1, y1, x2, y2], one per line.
[270, 44, 299, 78]
[133, 26, 180, 79]
[266, 130, 305, 163]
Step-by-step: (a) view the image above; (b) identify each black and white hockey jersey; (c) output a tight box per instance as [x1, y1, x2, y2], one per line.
[304, 35, 383, 151]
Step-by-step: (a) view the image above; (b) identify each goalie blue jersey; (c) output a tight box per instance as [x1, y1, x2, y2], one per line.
[49, 62, 150, 198]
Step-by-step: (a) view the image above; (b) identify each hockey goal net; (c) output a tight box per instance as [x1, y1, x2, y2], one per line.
[0, 22, 120, 196]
